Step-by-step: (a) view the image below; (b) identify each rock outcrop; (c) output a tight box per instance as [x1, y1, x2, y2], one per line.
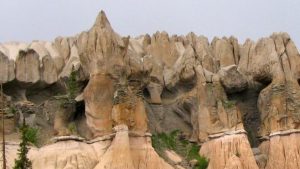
[1, 10, 300, 169]
[200, 132, 258, 169]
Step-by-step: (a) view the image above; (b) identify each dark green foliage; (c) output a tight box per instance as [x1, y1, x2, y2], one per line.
[66, 66, 78, 101]
[187, 144, 209, 169]
[152, 130, 209, 169]
[24, 127, 39, 146]
[58, 66, 79, 106]
[152, 130, 179, 152]
[14, 120, 32, 169]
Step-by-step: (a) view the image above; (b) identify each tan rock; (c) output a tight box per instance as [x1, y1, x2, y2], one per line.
[54, 37, 70, 62]
[212, 37, 236, 68]
[195, 67, 244, 142]
[0, 50, 15, 83]
[164, 150, 182, 164]
[200, 134, 258, 169]
[255, 154, 267, 169]
[218, 65, 248, 93]
[44, 41, 65, 74]
[224, 155, 243, 169]
[77, 11, 128, 76]
[264, 133, 300, 169]
[15, 49, 40, 84]
[189, 159, 198, 167]
[95, 125, 173, 169]
[175, 165, 185, 169]
[54, 101, 76, 136]
[94, 125, 135, 169]
[84, 73, 114, 137]
[198, 36, 217, 73]
[4, 10, 300, 169]
[0, 142, 37, 169]
[32, 141, 99, 169]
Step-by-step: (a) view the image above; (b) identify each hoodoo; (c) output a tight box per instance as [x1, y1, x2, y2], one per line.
[1, 11, 300, 169]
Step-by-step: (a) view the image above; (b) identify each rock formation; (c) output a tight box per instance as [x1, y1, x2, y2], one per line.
[1, 10, 300, 169]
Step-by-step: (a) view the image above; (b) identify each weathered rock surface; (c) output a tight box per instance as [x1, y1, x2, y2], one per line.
[2, 126, 173, 169]
[219, 65, 248, 93]
[200, 133, 258, 169]
[258, 132, 300, 169]
[31, 141, 99, 169]
[2, 10, 300, 169]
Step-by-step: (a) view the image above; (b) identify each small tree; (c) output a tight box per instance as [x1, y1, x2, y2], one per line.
[66, 66, 78, 101]
[14, 119, 32, 169]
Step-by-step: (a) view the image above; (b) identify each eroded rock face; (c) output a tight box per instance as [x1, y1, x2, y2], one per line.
[257, 132, 300, 169]
[219, 65, 248, 93]
[200, 133, 258, 169]
[84, 74, 114, 137]
[1, 126, 172, 169]
[194, 65, 244, 142]
[31, 141, 99, 169]
[2, 10, 300, 169]
[94, 125, 173, 169]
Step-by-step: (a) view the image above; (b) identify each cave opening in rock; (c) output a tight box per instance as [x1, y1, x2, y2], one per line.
[73, 100, 91, 138]
[227, 80, 271, 147]
[143, 88, 151, 99]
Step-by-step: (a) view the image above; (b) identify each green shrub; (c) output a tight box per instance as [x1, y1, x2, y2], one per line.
[24, 127, 39, 146]
[187, 144, 209, 169]
[151, 130, 209, 169]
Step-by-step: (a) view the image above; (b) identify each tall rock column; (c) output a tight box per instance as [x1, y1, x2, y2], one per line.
[78, 11, 128, 137]
[193, 41, 258, 168]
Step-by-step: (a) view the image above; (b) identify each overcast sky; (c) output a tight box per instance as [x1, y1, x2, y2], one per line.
[0, 0, 299, 49]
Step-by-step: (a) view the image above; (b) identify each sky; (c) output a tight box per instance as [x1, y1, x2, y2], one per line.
[0, 0, 300, 49]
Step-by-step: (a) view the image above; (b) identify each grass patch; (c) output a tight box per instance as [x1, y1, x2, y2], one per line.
[186, 144, 209, 169]
[152, 130, 178, 153]
[152, 130, 209, 169]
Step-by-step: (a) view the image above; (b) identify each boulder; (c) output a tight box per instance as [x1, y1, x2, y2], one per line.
[218, 65, 248, 93]
[164, 150, 182, 164]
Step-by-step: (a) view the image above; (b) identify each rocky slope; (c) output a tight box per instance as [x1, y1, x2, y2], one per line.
[1, 10, 300, 169]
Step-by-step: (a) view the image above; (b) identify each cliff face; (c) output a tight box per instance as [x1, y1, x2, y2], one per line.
[1, 11, 300, 169]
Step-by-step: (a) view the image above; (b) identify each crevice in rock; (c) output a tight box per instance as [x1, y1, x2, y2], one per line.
[73, 100, 92, 139]
[228, 81, 270, 147]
